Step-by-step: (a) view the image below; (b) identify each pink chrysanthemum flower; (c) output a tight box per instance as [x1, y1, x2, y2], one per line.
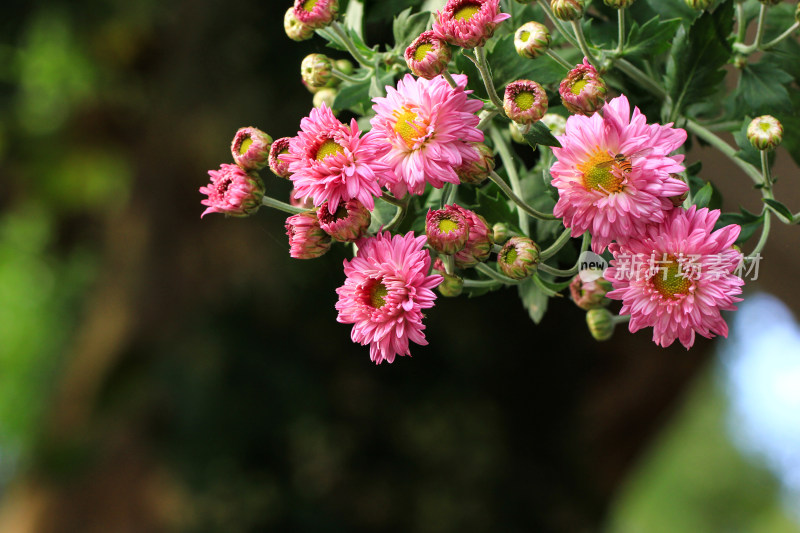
[370, 74, 483, 197]
[432, 0, 510, 49]
[293, 0, 338, 29]
[281, 103, 393, 212]
[200, 164, 264, 218]
[335, 231, 443, 364]
[604, 206, 744, 349]
[550, 94, 689, 253]
[405, 31, 452, 80]
[285, 211, 332, 259]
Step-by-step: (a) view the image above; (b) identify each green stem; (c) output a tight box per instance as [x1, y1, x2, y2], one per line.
[684, 119, 763, 185]
[748, 150, 774, 260]
[443, 70, 458, 88]
[474, 46, 505, 112]
[384, 199, 408, 232]
[537, 0, 579, 47]
[261, 195, 307, 214]
[475, 263, 525, 285]
[613, 314, 631, 326]
[736, 1, 747, 44]
[570, 20, 600, 67]
[490, 128, 529, 235]
[540, 228, 572, 261]
[331, 68, 364, 84]
[477, 110, 499, 130]
[379, 192, 405, 208]
[748, 211, 770, 260]
[488, 169, 557, 222]
[616, 8, 625, 56]
[761, 22, 800, 52]
[761, 150, 772, 187]
[443, 255, 455, 276]
[702, 120, 742, 132]
[537, 262, 577, 278]
[546, 49, 574, 71]
[330, 21, 372, 68]
[754, 4, 767, 51]
[441, 182, 458, 207]
[463, 278, 502, 289]
[614, 58, 666, 99]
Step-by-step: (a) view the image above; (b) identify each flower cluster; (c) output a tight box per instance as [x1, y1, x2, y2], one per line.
[198, 0, 800, 361]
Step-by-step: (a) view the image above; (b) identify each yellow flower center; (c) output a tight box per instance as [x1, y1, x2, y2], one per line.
[454, 3, 481, 21]
[514, 91, 535, 111]
[578, 149, 624, 194]
[413, 43, 434, 62]
[570, 78, 588, 95]
[315, 139, 344, 161]
[651, 259, 692, 299]
[519, 30, 531, 42]
[393, 108, 422, 148]
[369, 282, 389, 308]
[238, 135, 253, 155]
[279, 148, 289, 156]
[759, 122, 771, 132]
[438, 218, 459, 233]
[301, 0, 319, 12]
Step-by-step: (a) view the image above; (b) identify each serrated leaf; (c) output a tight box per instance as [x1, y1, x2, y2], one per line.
[367, 198, 398, 233]
[644, 0, 699, 23]
[476, 185, 515, 227]
[665, 0, 734, 118]
[332, 79, 371, 112]
[732, 61, 793, 116]
[518, 277, 549, 324]
[624, 17, 682, 59]
[763, 198, 794, 223]
[522, 121, 561, 148]
[368, 69, 395, 99]
[392, 8, 432, 49]
[717, 206, 765, 244]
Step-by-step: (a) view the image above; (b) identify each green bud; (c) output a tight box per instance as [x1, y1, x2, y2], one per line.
[684, 0, 713, 10]
[313, 87, 338, 110]
[514, 21, 550, 59]
[335, 59, 354, 76]
[603, 0, 636, 7]
[747, 115, 783, 151]
[498, 237, 539, 280]
[492, 223, 510, 245]
[438, 273, 464, 297]
[284, 8, 314, 41]
[550, 0, 584, 21]
[586, 308, 615, 341]
[301, 54, 334, 88]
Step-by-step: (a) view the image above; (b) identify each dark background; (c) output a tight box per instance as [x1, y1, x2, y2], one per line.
[0, 0, 798, 531]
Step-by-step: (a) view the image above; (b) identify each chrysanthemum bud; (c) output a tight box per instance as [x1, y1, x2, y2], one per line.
[603, 0, 636, 8]
[269, 137, 293, 179]
[284, 7, 314, 41]
[317, 199, 370, 242]
[569, 275, 612, 310]
[455, 142, 495, 185]
[684, 0, 713, 10]
[560, 58, 607, 116]
[551, 0, 584, 20]
[301, 54, 334, 88]
[503, 79, 548, 125]
[514, 21, 550, 59]
[293, 0, 339, 30]
[231, 127, 272, 171]
[509, 122, 526, 144]
[747, 115, 783, 151]
[497, 237, 539, 279]
[432, 0, 511, 49]
[426, 205, 470, 255]
[405, 31, 452, 80]
[199, 164, 264, 218]
[335, 59, 354, 75]
[586, 308, 615, 341]
[756, 0, 781, 5]
[438, 273, 464, 297]
[313, 87, 338, 110]
[541, 113, 567, 136]
[452, 204, 493, 268]
[492, 222, 510, 244]
[668, 184, 688, 208]
[285, 211, 332, 259]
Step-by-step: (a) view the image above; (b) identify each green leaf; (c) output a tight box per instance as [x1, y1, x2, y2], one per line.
[717, 207, 765, 244]
[392, 8, 432, 50]
[644, 0, 699, 24]
[521, 121, 561, 148]
[763, 199, 794, 223]
[486, 34, 572, 89]
[624, 17, 682, 59]
[693, 182, 713, 208]
[518, 277, 549, 324]
[475, 185, 516, 227]
[344, 0, 365, 39]
[368, 69, 395, 99]
[732, 61, 793, 116]
[367, 198, 398, 233]
[332, 78, 371, 112]
[665, 0, 734, 118]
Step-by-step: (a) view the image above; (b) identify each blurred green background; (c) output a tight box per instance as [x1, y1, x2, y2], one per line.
[1, 0, 800, 531]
